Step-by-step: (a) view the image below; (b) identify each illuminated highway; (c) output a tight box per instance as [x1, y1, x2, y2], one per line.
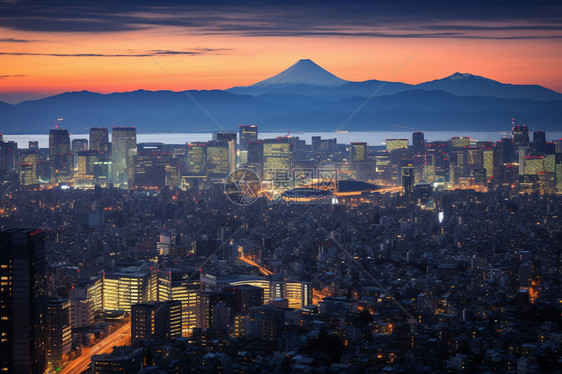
[59, 322, 131, 374]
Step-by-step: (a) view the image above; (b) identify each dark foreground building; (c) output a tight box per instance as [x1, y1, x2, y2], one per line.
[0, 229, 47, 374]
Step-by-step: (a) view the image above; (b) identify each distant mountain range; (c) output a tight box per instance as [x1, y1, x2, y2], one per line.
[1, 59, 561, 133]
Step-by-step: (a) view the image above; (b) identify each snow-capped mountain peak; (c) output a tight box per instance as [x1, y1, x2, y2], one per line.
[250, 59, 349, 87]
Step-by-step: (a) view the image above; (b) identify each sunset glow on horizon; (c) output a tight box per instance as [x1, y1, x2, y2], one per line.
[1, 1, 562, 103]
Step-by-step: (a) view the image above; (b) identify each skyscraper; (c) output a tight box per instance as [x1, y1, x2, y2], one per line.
[49, 129, 72, 182]
[111, 127, 137, 187]
[214, 132, 237, 172]
[206, 141, 230, 178]
[0, 229, 47, 374]
[263, 138, 292, 183]
[500, 137, 515, 164]
[90, 127, 109, 154]
[0, 140, 18, 176]
[350, 142, 367, 162]
[513, 124, 530, 147]
[46, 298, 72, 366]
[533, 131, 546, 155]
[239, 125, 258, 151]
[401, 163, 415, 203]
[186, 143, 207, 177]
[413, 132, 425, 155]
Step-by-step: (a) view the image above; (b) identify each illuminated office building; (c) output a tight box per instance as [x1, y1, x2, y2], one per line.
[466, 147, 483, 175]
[131, 300, 182, 344]
[350, 142, 367, 162]
[46, 298, 71, 366]
[214, 132, 237, 172]
[111, 127, 137, 187]
[263, 138, 292, 182]
[71, 138, 88, 167]
[102, 271, 153, 313]
[270, 281, 312, 309]
[555, 154, 562, 194]
[90, 127, 109, 155]
[206, 141, 230, 178]
[385, 138, 408, 152]
[20, 152, 38, 185]
[451, 136, 470, 149]
[0, 229, 47, 374]
[76, 150, 102, 181]
[29, 141, 39, 151]
[483, 148, 498, 181]
[158, 271, 206, 336]
[523, 156, 545, 175]
[239, 125, 258, 151]
[186, 143, 207, 177]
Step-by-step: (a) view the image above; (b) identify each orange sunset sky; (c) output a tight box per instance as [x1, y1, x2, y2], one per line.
[1, 0, 562, 103]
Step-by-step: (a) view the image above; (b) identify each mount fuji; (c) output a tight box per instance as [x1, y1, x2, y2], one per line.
[1, 59, 561, 132]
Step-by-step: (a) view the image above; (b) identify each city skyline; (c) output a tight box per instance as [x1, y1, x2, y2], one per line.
[1, 0, 562, 103]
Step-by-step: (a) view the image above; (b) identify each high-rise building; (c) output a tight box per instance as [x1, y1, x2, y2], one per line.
[72, 138, 88, 153]
[413, 132, 425, 155]
[555, 153, 562, 194]
[29, 141, 39, 151]
[206, 141, 230, 178]
[102, 271, 153, 312]
[523, 156, 545, 175]
[386, 139, 408, 152]
[133, 150, 172, 188]
[214, 132, 237, 172]
[89, 127, 109, 155]
[46, 298, 72, 366]
[451, 136, 470, 149]
[533, 131, 546, 155]
[350, 142, 367, 162]
[19, 151, 38, 185]
[71, 138, 88, 169]
[239, 125, 258, 151]
[76, 150, 102, 181]
[500, 137, 515, 164]
[401, 163, 415, 203]
[483, 148, 498, 182]
[0, 229, 47, 374]
[111, 127, 137, 187]
[513, 124, 530, 147]
[263, 138, 291, 183]
[186, 143, 207, 177]
[131, 300, 182, 344]
[247, 141, 264, 175]
[49, 129, 72, 182]
[0, 140, 19, 176]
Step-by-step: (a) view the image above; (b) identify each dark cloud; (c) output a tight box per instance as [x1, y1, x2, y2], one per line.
[0, 74, 26, 78]
[0, 49, 228, 57]
[0, 37, 34, 42]
[0, 0, 561, 39]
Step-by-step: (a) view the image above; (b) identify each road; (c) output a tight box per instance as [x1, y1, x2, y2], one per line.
[59, 322, 131, 374]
